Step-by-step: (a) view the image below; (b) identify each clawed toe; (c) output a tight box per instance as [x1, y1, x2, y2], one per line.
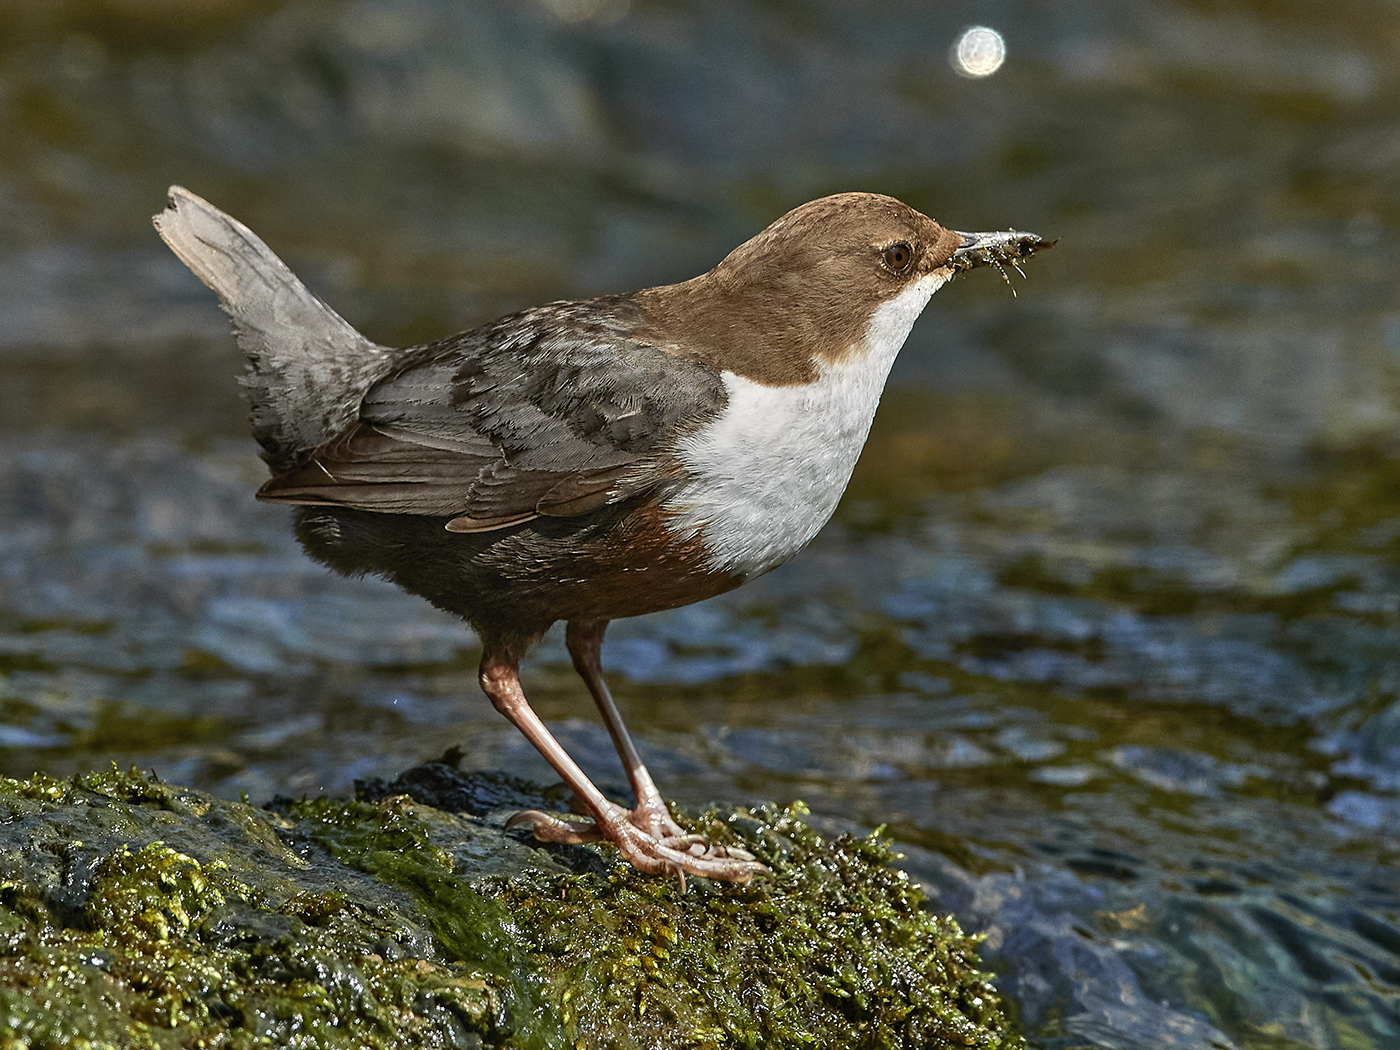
[629, 831, 769, 883]
[509, 804, 768, 883]
[659, 832, 709, 852]
[507, 808, 604, 843]
[677, 838, 757, 862]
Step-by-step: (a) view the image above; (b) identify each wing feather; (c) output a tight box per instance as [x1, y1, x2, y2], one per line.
[256, 297, 725, 530]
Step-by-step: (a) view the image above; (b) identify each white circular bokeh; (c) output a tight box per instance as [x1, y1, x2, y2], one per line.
[951, 26, 1007, 78]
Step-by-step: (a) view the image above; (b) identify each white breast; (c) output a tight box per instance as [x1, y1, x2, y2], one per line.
[666, 273, 949, 578]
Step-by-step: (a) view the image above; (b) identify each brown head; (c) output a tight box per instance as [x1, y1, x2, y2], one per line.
[636, 192, 966, 386]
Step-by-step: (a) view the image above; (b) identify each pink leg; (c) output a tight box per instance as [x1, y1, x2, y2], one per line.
[480, 650, 764, 883]
[566, 619, 691, 841]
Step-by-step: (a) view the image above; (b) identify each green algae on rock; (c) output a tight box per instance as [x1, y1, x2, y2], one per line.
[473, 803, 1019, 1050]
[0, 768, 513, 1048]
[0, 763, 1022, 1049]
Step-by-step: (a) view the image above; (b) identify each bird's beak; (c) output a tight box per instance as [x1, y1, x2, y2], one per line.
[950, 229, 1055, 274]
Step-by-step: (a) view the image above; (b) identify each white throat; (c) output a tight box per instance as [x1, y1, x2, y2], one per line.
[667, 273, 949, 578]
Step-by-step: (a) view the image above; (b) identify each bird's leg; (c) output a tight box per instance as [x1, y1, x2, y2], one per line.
[479, 648, 764, 882]
[565, 619, 693, 843]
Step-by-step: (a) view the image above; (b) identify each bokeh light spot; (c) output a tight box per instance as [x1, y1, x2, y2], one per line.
[951, 26, 1006, 78]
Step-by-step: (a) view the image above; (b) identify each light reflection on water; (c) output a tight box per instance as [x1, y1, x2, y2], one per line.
[3, 0, 1400, 1047]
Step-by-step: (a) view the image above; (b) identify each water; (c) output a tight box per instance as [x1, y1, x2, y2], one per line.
[2, 2, 1399, 1047]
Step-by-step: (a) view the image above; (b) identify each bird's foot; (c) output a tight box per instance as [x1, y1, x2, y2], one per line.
[507, 800, 765, 883]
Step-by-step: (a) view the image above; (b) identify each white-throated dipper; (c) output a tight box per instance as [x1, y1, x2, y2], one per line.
[155, 186, 1050, 883]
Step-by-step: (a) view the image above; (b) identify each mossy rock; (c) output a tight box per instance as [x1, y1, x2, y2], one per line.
[0, 760, 1022, 1049]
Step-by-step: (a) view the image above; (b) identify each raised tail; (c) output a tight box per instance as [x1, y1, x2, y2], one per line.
[154, 185, 391, 472]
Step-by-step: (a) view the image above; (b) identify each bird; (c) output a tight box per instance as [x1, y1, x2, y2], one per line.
[154, 186, 1050, 883]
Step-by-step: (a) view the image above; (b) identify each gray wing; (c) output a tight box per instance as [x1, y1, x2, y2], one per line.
[256, 298, 727, 532]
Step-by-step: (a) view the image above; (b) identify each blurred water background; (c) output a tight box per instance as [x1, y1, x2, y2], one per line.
[3, 1, 1400, 1046]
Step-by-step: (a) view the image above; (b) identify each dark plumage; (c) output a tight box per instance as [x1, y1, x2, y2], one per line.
[155, 186, 1050, 881]
[271, 298, 746, 656]
[265, 298, 727, 526]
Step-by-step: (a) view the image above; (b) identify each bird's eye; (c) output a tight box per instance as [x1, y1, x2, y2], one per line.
[881, 242, 914, 274]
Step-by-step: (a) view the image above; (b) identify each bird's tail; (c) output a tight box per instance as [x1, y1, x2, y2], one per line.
[154, 185, 390, 472]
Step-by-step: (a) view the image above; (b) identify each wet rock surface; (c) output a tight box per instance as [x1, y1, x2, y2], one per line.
[0, 762, 1019, 1049]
